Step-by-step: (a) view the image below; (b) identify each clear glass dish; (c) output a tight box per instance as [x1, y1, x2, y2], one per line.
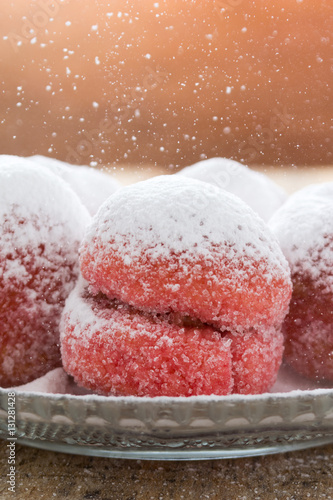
[0, 367, 332, 460]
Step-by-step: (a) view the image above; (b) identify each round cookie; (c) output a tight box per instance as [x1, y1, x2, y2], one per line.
[0, 155, 90, 387]
[30, 155, 121, 215]
[61, 280, 284, 396]
[61, 279, 233, 397]
[177, 157, 287, 222]
[269, 184, 333, 381]
[80, 175, 292, 334]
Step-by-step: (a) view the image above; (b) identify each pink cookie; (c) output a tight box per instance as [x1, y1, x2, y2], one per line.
[270, 183, 333, 381]
[0, 155, 90, 387]
[61, 280, 284, 396]
[61, 280, 233, 397]
[80, 175, 292, 334]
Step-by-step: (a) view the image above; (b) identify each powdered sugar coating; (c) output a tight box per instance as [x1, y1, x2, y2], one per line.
[15, 367, 90, 395]
[269, 184, 333, 292]
[30, 155, 121, 215]
[293, 182, 333, 201]
[0, 155, 90, 387]
[60, 279, 284, 396]
[269, 184, 333, 381]
[177, 157, 287, 222]
[80, 175, 291, 333]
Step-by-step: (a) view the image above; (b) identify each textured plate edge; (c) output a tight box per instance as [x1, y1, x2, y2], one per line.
[10, 435, 333, 460]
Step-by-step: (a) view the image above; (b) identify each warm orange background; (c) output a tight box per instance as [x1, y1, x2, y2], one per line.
[0, 0, 332, 169]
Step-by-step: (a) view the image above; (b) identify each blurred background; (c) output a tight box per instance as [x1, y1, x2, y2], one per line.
[0, 0, 332, 171]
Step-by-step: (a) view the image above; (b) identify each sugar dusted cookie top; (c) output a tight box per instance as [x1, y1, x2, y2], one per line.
[30, 154, 120, 215]
[269, 182, 333, 291]
[84, 174, 287, 270]
[177, 157, 287, 222]
[0, 155, 90, 253]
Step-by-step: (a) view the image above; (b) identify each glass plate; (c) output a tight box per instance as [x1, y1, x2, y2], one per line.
[1, 368, 333, 460]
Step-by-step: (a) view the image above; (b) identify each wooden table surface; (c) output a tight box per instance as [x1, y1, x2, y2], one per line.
[1, 165, 333, 500]
[1, 440, 333, 500]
